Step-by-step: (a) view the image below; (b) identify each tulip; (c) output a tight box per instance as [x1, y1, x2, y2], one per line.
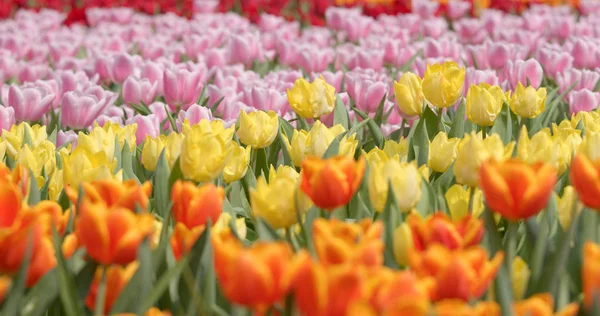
[422, 61, 465, 109]
[126, 114, 160, 146]
[237, 110, 279, 148]
[345, 75, 388, 113]
[222, 142, 251, 184]
[62, 89, 116, 130]
[369, 160, 421, 212]
[513, 294, 579, 316]
[163, 68, 204, 111]
[0, 106, 15, 132]
[480, 159, 557, 221]
[465, 83, 507, 127]
[176, 103, 213, 131]
[287, 76, 336, 119]
[107, 53, 135, 84]
[408, 245, 504, 301]
[434, 300, 499, 316]
[75, 202, 154, 265]
[66, 179, 152, 212]
[213, 232, 292, 311]
[394, 71, 423, 117]
[171, 181, 224, 229]
[170, 223, 205, 261]
[76, 124, 116, 162]
[512, 257, 530, 300]
[570, 153, 600, 210]
[454, 133, 515, 187]
[393, 223, 413, 266]
[288, 121, 358, 167]
[444, 185, 484, 220]
[85, 263, 139, 313]
[555, 186, 581, 231]
[61, 147, 120, 190]
[122, 76, 158, 106]
[179, 120, 233, 183]
[8, 83, 55, 122]
[584, 242, 600, 309]
[2, 122, 47, 159]
[509, 82, 547, 119]
[504, 59, 544, 90]
[0, 276, 9, 304]
[301, 156, 365, 210]
[16, 140, 56, 186]
[428, 132, 460, 173]
[141, 133, 184, 172]
[102, 122, 138, 153]
[408, 212, 484, 251]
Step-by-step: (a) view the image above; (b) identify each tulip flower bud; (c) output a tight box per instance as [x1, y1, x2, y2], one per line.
[287, 76, 336, 119]
[237, 110, 279, 148]
[465, 83, 506, 126]
[428, 132, 460, 173]
[368, 160, 422, 213]
[422, 61, 465, 108]
[393, 223, 413, 266]
[222, 142, 251, 184]
[394, 72, 423, 117]
[509, 82, 547, 118]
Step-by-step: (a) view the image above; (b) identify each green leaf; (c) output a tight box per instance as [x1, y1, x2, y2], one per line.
[114, 135, 122, 171]
[210, 96, 225, 113]
[110, 240, 154, 314]
[413, 118, 429, 167]
[526, 207, 551, 296]
[415, 179, 437, 216]
[278, 117, 295, 140]
[278, 128, 293, 166]
[322, 137, 340, 159]
[27, 169, 40, 206]
[22, 126, 33, 148]
[333, 94, 350, 130]
[164, 104, 178, 132]
[382, 181, 400, 269]
[256, 218, 283, 241]
[168, 157, 184, 193]
[353, 108, 384, 148]
[448, 100, 466, 138]
[130, 102, 152, 115]
[490, 104, 512, 144]
[153, 150, 170, 217]
[121, 141, 140, 183]
[240, 168, 257, 214]
[254, 148, 269, 180]
[140, 256, 190, 313]
[373, 94, 388, 126]
[421, 106, 439, 140]
[0, 232, 33, 315]
[52, 230, 88, 316]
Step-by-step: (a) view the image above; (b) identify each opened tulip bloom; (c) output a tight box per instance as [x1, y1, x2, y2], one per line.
[422, 61, 465, 108]
[428, 132, 460, 173]
[237, 110, 279, 148]
[222, 142, 251, 184]
[479, 159, 557, 221]
[8, 83, 55, 122]
[301, 156, 365, 210]
[287, 76, 336, 119]
[407, 213, 484, 252]
[509, 82, 547, 118]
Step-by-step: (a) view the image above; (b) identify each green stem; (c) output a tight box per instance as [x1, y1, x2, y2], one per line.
[467, 186, 475, 215]
[399, 118, 407, 140]
[481, 126, 487, 139]
[285, 228, 296, 252]
[505, 221, 519, 277]
[94, 267, 108, 316]
[437, 107, 445, 133]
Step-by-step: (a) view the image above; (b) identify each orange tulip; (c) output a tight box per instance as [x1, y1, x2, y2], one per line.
[62, 233, 79, 259]
[408, 213, 484, 251]
[480, 159, 557, 221]
[75, 201, 155, 265]
[366, 269, 432, 315]
[66, 179, 152, 212]
[434, 300, 500, 316]
[213, 231, 292, 311]
[408, 245, 504, 301]
[170, 222, 205, 261]
[584, 241, 600, 309]
[171, 181, 224, 229]
[570, 155, 600, 209]
[114, 308, 172, 316]
[0, 164, 30, 197]
[312, 218, 383, 267]
[85, 262, 139, 313]
[513, 294, 579, 316]
[0, 276, 10, 305]
[301, 156, 365, 210]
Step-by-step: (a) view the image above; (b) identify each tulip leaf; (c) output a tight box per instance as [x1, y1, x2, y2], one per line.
[333, 94, 350, 130]
[448, 100, 466, 138]
[21, 126, 33, 148]
[353, 108, 384, 148]
[422, 106, 440, 140]
[413, 118, 429, 167]
[415, 179, 437, 216]
[373, 93, 388, 126]
[130, 102, 152, 116]
[114, 135, 123, 171]
[20, 269, 59, 316]
[121, 141, 140, 183]
[382, 181, 400, 269]
[526, 208, 552, 297]
[278, 128, 293, 166]
[256, 218, 283, 241]
[322, 137, 340, 159]
[240, 168, 256, 211]
[180, 224, 212, 310]
[141, 256, 190, 313]
[431, 162, 455, 192]
[168, 157, 184, 193]
[254, 148, 269, 180]
[164, 104, 178, 132]
[1, 234, 33, 316]
[491, 104, 512, 144]
[268, 137, 282, 167]
[110, 240, 154, 314]
[27, 169, 40, 206]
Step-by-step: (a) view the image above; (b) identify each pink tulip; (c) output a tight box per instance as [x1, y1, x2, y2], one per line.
[18, 63, 50, 83]
[447, 1, 471, 20]
[163, 67, 204, 111]
[568, 89, 600, 115]
[203, 48, 228, 69]
[420, 18, 448, 39]
[311, 71, 343, 92]
[0, 106, 15, 132]
[295, 47, 335, 73]
[149, 101, 171, 131]
[345, 74, 389, 113]
[176, 103, 213, 131]
[413, 0, 439, 18]
[141, 61, 164, 94]
[8, 83, 55, 122]
[123, 76, 158, 106]
[454, 19, 487, 44]
[241, 86, 288, 115]
[127, 114, 160, 145]
[571, 38, 600, 69]
[556, 68, 600, 94]
[423, 38, 461, 61]
[228, 33, 264, 66]
[57, 130, 78, 148]
[61, 90, 113, 130]
[536, 47, 573, 80]
[343, 16, 373, 42]
[325, 7, 362, 31]
[504, 59, 544, 90]
[109, 53, 136, 84]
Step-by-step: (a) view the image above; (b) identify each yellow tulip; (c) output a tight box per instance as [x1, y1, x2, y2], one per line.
[141, 133, 185, 172]
[555, 186, 581, 230]
[393, 223, 413, 266]
[179, 121, 233, 183]
[237, 110, 279, 148]
[577, 131, 600, 161]
[0, 141, 6, 162]
[222, 142, 251, 184]
[465, 83, 506, 126]
[572, 111, 600, 133]
[287, 76, 336, 119]
[383, 138, 409, 161]
[61, 147, 121, 189]
[213, 212, 247, 240]
[422, 61, 466, 108]
[509, 82, 547, 118]
[394, 72, 423, 117]
[48, 169, 64, 201]
[428, 132, 460, 173]
[444, 184, 484, 220]
[77, 125, 116, 162]
[369, 160, 422, 212]
[2, 122, 47, 159]
[419, 165, 431, 182]
[512, 256, 531, 300]
[364, 148, 390, 166]
[287, 121, 356, 167]
[16, 140, 56, 187]
[181, 119, 234, 142]
[102, 122, 137, 152]
[517, 126, 567, 174]
[250, 165, 307, 229]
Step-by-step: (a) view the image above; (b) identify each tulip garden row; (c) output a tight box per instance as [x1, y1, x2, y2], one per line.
[2, 1, 600, 316]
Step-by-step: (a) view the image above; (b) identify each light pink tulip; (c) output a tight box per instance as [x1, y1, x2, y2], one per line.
[57, 130, 78, 148]
[342, 16, 373, 42]
[568, 89, 600, 115]
[228, 33, 264, 66]
[447, 1, 471, 20]
[176, 103, 213, 131]
[421, 18, 448, 39]
[123, 76, 158, 106]
[454, 19, 487, 44]
[241, 86, 288, 115]
[127, 114, 160, 145]
[325, 7, 362, 31]
[423, 38, 461, 61]
[18, 63, 50, 83]
[61, 90, 113, 130]
[504, 59, 544, 90]
[413, 0, 439, 18]
[345, 74, 389, 113]
[0, 106, 15, 132]
[141, 61, 164, 94]
[109, 53, 136, 84]
[556, 69, 600, 94]
[571, 38, 600, 69]
[311, 71, 344, 92]
[163, 68, 204, 111]
[295, 47, 335, 73]
[204, 48, 228, 69]
[8, 83, 55, 122]
[536, 47, 573, 80]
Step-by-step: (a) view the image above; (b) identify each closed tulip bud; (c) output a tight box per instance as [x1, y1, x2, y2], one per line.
[85, 262, 139, 313]
[237, 110, 279, 148]
[509, 82, 547, 118]
[444, 185, 484, 220]
[422, 61, 466, 108]
[180, 120, 233, 183]
[172, 181, 224, 229]
[393, 223, 413, 266]
[584, 242, 600, 309]
[394, 72, 423, 117]
[408, 245, 504, 301]
[555, 186, 581, 230]
[287, 76, 336, 119]
[408, 212, 484, 252]
[480, 159, 557, 221]
[301, 156, 365, 210]
[170, 223, 205, 261]
[8, 83, 55, 122]
[2, 122, 48, 159]
[251, 165, 306, 229]
[369, 160, 422, 212]
[141, 136, 165, 172]
[577, 131, 600, 161]
[122, 76, 158, 106]
[75, 202, 154, 265]
[428, 132, 460, 173]
[222, 143, 251, 184]
[512, 256, 530, 300]
[163, 68, 204, 110]
[466, 83, 506, 126]
[66, 179, 152, 212]
[0, 106, 15, 133]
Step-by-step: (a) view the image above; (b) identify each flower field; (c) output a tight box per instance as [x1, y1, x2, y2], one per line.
[2, 0, 600, 315]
